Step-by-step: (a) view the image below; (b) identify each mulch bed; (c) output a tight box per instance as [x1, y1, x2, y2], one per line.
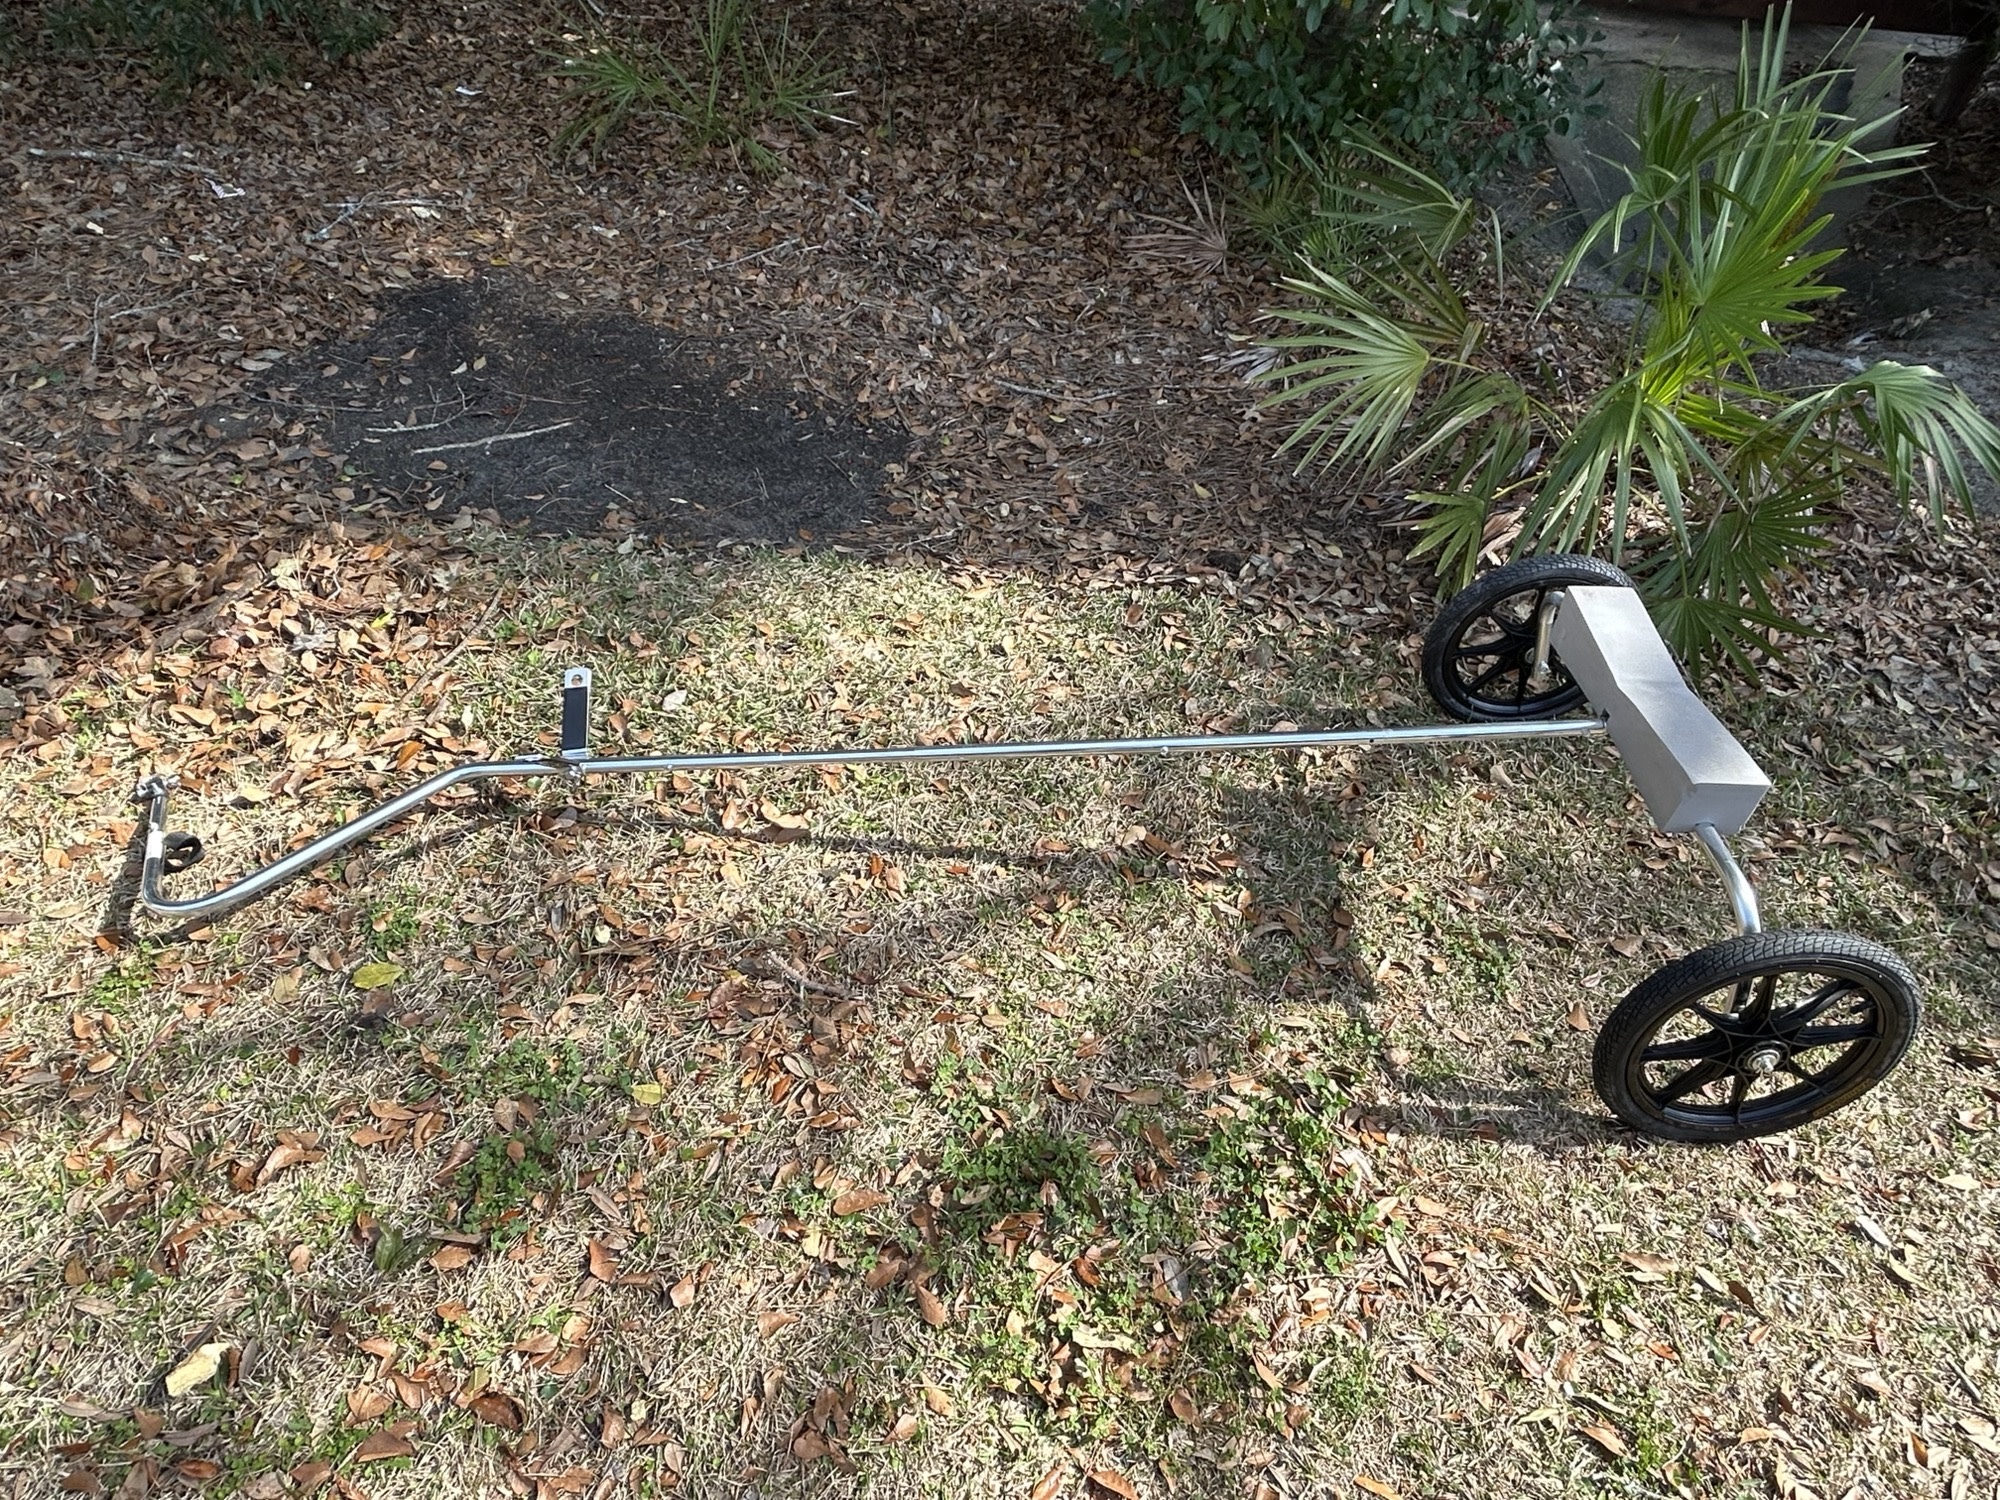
[2, 0, 1395, 720]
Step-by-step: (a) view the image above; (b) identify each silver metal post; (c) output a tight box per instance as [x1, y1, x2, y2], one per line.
[1693, 821, 1762, 936]
[131, 716, 1608, 919]
[1530, 589, 1566, 682]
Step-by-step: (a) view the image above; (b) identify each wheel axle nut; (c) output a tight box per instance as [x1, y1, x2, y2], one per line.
[1744, 1046, 1784, 1076]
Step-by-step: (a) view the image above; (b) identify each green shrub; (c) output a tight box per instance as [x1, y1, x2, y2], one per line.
[552, 0, 845, 171]
[1088, 0, 1597, 189]
[1255, 12, 2000, 668]
[43, 0, 389, 91]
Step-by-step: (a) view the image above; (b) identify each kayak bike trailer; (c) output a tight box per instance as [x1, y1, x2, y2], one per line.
[131, 557, 1919, 1144]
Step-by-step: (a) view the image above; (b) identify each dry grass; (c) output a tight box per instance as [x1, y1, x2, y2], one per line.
[2, 526, 1997, 1499]
[4, 0, 1997, 1493]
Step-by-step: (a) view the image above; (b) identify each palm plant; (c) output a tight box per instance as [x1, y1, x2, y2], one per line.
[1257, 9, 2000, 668]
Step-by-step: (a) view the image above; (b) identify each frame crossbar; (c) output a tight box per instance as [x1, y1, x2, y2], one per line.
[134, 716, 1608, 919]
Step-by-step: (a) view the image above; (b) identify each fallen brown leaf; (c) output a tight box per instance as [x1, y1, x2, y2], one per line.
[470, 1391, 523, 1430]
[1578, 1423, 1628, 1459]
[351, 1427, 416, 1463]
[254, 1133, 323, 1188]
[912, 1283, 948, 1328]
[791, 1428, 833, 1462]
[1619, 1251, 1676, 1279]
[345, 1385, 392, 1424]
[587, 1238, 619, 1282]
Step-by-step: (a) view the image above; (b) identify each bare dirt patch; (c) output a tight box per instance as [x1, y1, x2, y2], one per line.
[215, 276, 905, 542]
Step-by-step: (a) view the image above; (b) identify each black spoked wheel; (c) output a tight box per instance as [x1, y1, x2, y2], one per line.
[1422, 554, 1634, 722]
[1593, 931, 1921, 1144]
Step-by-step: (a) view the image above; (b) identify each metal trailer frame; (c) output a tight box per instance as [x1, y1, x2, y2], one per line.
[139, 565, 1921, 1145]
[128, 646, 1762, 939]
[133, 715, 1645, 912]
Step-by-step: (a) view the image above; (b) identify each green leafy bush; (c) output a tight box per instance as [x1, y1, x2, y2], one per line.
[552, 0, 845, 171]
[1256, 13, 2000, 667]
[1087, 0, 1597, 188]
[43, 0, 389, 91]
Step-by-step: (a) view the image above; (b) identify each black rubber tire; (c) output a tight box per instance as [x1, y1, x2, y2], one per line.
[1592, 930, 1921, 1144]
[160, 832, 205, 873]
[1422, 554, 1635, 722]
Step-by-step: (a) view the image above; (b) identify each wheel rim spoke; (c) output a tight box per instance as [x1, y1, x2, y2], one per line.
[1641, 1032, 1728, 1064]
[1773, 979, 1859, 1038]
[1727, 1071, 1752, 1115]
[1656, 1058, 1727, 1103]
[1464, 657, 1519, 696]
[1790, 1022, 1876, 1050]
[1719, 979, 1753, 1020]
[1740, 972, 1778, 1029]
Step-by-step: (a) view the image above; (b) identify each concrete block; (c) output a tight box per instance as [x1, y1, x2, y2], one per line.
[1549, 585, 1772, 833]
[1548, 11, 1930, 247]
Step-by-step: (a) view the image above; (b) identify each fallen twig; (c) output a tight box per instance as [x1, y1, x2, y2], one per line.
[27, 145, 218, 175]
[409, 421, 574, 456]
[742, 951, 855, 999]
[990, 379, 1120, 403]
[309, 195, 462, 242]
[390, 594, 505, 716]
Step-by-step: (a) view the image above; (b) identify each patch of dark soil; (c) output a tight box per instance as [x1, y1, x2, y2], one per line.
[1821, 55, 2000, 507]
[224, 277, 904, 543]
[1842, 57, 2000, 316]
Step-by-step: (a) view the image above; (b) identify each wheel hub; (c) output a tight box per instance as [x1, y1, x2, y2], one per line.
[1739, 1044, 1786, 1077]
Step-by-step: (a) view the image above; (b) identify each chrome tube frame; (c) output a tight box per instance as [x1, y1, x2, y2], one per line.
[1693, 821, 1763, 936]
[133, 717, 1609, 920]
[1530, 589, 1566, 683]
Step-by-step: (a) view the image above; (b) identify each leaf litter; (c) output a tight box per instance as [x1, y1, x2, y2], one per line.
[3, 1, 2000, 1498]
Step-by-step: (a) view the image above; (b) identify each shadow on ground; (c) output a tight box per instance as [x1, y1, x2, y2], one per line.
[214, 277, 905, 542]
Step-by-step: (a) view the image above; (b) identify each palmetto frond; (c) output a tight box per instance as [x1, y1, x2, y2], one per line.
[1776, 360, 2000, 520]
[1128, 177, 1232, 274]
[1256, 5, 1999, 665]
[1258, 282, 1444, 476]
